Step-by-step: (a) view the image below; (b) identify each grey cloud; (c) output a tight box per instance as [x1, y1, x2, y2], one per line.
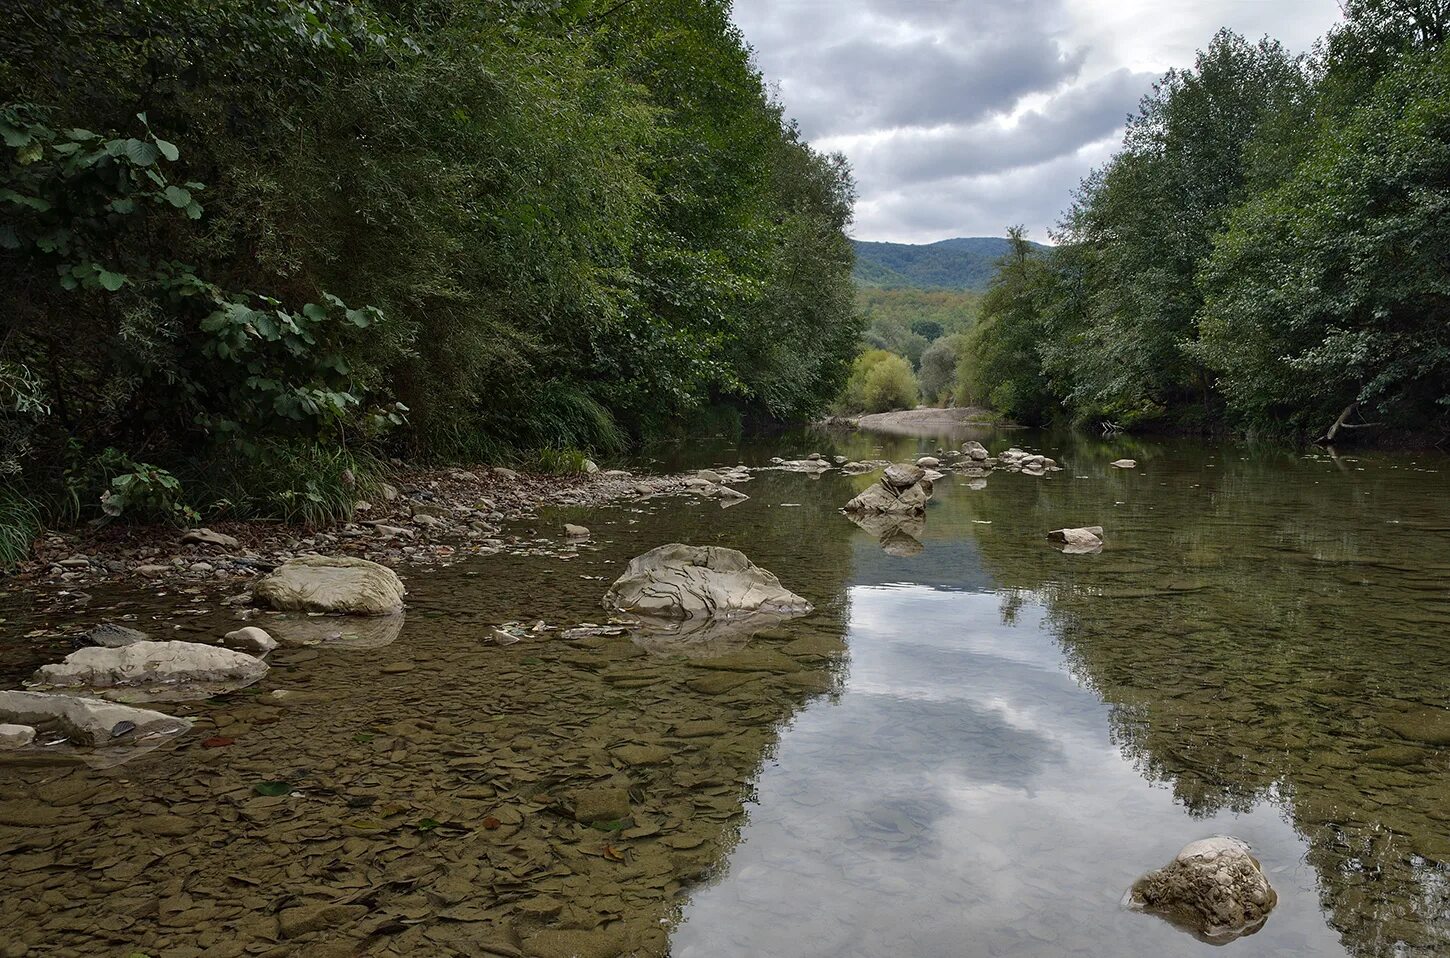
[783, 34, 1085, 136]
[857, 146, 1116, 243]
[846, 67, 1153, 186]
[731, 0, 1342, 239]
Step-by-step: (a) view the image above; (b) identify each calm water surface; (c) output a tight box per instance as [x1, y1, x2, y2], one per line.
[1, 426, 1448, 957]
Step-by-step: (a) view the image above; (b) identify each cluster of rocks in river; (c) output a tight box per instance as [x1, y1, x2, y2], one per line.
[1, 555, 408, 766]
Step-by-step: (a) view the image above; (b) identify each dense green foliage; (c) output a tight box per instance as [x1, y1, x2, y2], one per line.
[852, 236, 1048, 290]
[0, 0, 858, 549]
[838, 349, 919, 413]
[856, 286, 979, 371]
[959, 5, 1450, 440]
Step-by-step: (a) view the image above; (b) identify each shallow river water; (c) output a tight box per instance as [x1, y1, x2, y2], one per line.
[1, 426, 1449, 958]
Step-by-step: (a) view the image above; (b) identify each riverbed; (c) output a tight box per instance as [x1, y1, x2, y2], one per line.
[1, 426, 1448, 957]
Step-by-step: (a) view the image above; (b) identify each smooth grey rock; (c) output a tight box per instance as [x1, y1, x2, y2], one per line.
[882, 463, 925, 490]
[222, 626, 277, 654]
[602, 544, 811, 622]
[29, 641, 268, 700]
[962, 440, 990, 461]
[1129, 836, 1277, 941]
[0, 724, 36, 749]
[254, 555, 406, 615]
[1112, 458, 1138, 469]
[0, 690, 191, 750]
[564, 523, 591, 538]
[1047, 527, 1104, 553]
[181, 527, 240, 550]
[915, 456, 940, 468]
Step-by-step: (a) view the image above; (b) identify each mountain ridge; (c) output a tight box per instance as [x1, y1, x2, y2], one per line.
[852, 236, 1049, 291]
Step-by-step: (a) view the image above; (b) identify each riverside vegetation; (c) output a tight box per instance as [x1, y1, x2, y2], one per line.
[843, 3, 1450, 443]
[0, 0, 859, 565]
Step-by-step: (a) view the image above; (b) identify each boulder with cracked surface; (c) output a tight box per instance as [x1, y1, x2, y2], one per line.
[602, 543, 811, 622]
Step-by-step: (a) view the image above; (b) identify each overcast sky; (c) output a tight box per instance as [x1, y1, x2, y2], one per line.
[731, 0, 1344, 244]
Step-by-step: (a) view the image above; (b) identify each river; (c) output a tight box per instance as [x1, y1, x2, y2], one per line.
[1, 425, 1447, 957]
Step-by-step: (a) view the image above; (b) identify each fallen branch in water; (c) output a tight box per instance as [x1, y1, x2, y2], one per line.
[1317, 402, 1382, 445]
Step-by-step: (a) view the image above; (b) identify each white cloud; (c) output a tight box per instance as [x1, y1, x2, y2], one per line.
[732, 0, 1344, 242]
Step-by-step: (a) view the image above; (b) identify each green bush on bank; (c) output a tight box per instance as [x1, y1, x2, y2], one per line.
[838, 349, 919, 414]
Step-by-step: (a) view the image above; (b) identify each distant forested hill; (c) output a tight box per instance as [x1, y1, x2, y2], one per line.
[852, 236, 1049, 290]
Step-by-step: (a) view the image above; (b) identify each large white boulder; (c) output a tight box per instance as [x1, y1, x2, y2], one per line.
[602, 544, 811, 621]
[1128, 836, 1277, 941]
[28, 641, 268, 701]
[254, 555, 406, 615]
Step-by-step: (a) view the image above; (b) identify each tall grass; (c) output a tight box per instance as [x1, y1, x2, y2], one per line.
[195, 442, 387, 528]
[418, 382, 626, 466]
[0, 484, 42, 567]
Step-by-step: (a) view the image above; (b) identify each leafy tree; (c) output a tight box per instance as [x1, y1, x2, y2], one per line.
[954, 228, 1058, 424]
[1196, 43, 1450, 436]
[918, 335, 964, 405]
[1054, 31, 1310, 421]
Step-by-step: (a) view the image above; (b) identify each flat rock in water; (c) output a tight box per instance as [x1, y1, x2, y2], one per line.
[0, 690, 191, 749]
[523, 928, 630, 958]
[0, 724, 36, 749]
[1047, 527, 1104, 553]
[1381, 708, 1450, 746]
[689, 650, 802, 673]
[611, 744, 672, 766]
[254, 555, 406, 615]
[602, 544, 811, 622]
[1111, 459, 1138, 469]
[278, 903, 367, 939]
[571, 786, 632, 823]
[1129, 836, 1276, 942]
[263, 612, 405, 649]
[85, 623, 150, 648]
[28, 641, 268, 701]
[564, 523, 591, 538]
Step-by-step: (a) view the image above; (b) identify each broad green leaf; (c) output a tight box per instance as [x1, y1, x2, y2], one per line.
[163, 185, 192, 208]
[97, 271, 127, 291]
[0, 122, 29, 147]
[154, 138, 179, 162]
[254, 781, 291, 797]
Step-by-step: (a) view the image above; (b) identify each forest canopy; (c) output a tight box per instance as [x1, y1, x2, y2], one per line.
[956, 1, 1450, 441]
[0, 0, 859, 550]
